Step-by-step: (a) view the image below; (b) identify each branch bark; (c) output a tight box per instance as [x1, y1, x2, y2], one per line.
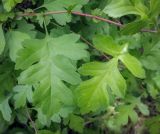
[17, 11, 158, 33]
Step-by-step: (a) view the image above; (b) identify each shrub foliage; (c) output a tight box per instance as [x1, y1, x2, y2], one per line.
[0, 0, 160, 133]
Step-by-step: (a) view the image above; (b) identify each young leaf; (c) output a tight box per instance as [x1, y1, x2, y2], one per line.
[125, 95, 149, 116]
[150, 0, 160, 17]
[93, 35, 126, 56]
[103, 0, 141, 18]
[114, 105, 138, 126]
[76, 58, 126, 113]
[93, 35, 145, 78]
[119, 53, 145, 78]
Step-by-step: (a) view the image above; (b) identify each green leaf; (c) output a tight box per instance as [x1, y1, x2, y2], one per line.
[38, 130, 54, 134]
[0, 12, 14, 22]
[145, 116, 160, 134]
[43, 0, 88, 25]
[103, 0, 146, 18]
[69, 114, 84, 133]
[93, 35, 145, 78]
[93, 35, 127, 56]
[2, 0, 23, 12]
[76, 58, 126, 113]
[0, 61, 15, 96]
[126, 95, 149, 116]
[0, 24, 5, 54]
[147, 82, 159, 99]
[141, 41, 160, 71]
[6, 31, 30, 62]
[138, 102, 149, 116]
[150, 0, 160, 16]
[0, 97, 12, 122]
[119, 53, 145, 78]
[16, 34, 88, 118]
[16, 109, 28, 124]
[114, 105, 138, 126]
[121, 19, 148, 35]
[37, 108, 48, 126]
[16, 20, 37, 38]
[13, 85, 33, 109]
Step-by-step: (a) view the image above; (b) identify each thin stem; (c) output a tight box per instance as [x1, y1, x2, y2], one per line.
[43, 16, 49, 36]
[17, 10, 158, 33]
[26, 108, 38, 134]
[71, 11, 122, 27]
[33, 6, 43, 11]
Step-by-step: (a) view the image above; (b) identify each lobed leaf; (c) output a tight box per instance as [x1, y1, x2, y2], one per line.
[16, 33, 89, 119]
[76, 58, 126, 113]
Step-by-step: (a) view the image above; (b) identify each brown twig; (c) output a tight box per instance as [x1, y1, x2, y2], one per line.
[72, 11, 122, 27]
[26, 108, 38, 134]
[17, 11, 122, 26]
[17, 11, 158, 33]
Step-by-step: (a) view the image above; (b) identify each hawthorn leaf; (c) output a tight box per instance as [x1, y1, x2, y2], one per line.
[16, 20, 37, 38]
[2, 0, 23, 12]
[138, 102, 149, 116]
[93, 35, 145, 78]
[0, 97, 12, 122]
[16, 34, 88, 118]
[141, 41, 160, 71]
[126, 95, 149, 116]
[16, 109, 28, 124]
[0, 24, 5, 54]
[103, 0, 147, 18]
[43, 0, 88, 25]
[0, 61, 15, 96]
[69, 114, 84, 133]
[16, 34, 88, 70]
[103, 0, 140, 18]
[0, 12, 14, 22]
[147, 82, 159, 99]
[6, 31, 30, 62]
[119, 53, 145, 78]
[13, 85, 33, 109]
[121, 19, 148, 35]
[93, 35, 127, 57]
[38, 130, 54, 134]
[37, 108, 48, 126]
[150, 0, 160, 17]
[76, 58, 126, 113]
[145, 116, 160, 134]
[51, 106, 74, 123]
[114, 105, 138, 126]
